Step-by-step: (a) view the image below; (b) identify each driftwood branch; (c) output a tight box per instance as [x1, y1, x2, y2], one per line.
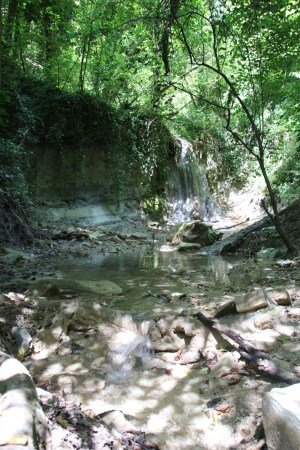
[195, 311, 298, 384]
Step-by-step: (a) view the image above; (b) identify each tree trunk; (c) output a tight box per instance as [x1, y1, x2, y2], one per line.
[195, 311, 298, 384]
[79, 36, 87, 91]
[5, 0, 18, 49]
[42, 5, 58, 84]
[257, 155, 297, 255]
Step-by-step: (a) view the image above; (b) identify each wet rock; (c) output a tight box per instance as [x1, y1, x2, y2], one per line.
[256, 248, 281, 260]
[2, 247, 33, 260]
[169, 292, 186, 300]
[125, 232, 148, 240]
[52, 227, 90, 241]
[42, 283, 62, 298]
[76, 280, 123, 295]
[263, 383, 300, 450]
[159, 244, 178, 252]
[220, 240, 241, 254]
[177, 242, 201, 251]
[168, 220, 222, 247]
[275, 259, 296, 268]
[235, 289, 269, 313]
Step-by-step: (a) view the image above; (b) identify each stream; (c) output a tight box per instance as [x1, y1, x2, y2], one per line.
[57, 248, 238, 316]
[41, 248, 248, 450]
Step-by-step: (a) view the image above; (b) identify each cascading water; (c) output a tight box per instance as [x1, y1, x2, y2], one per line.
[106, 314, 154, 381]
[166, 137, 221, 224]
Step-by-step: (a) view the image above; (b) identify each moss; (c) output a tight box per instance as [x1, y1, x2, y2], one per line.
[0, 75, 172, 210]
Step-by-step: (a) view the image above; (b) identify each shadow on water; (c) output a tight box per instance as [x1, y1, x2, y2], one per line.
[56, 249, 240, 316]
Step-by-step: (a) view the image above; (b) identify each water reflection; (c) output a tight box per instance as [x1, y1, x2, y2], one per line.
[58, 249, 240, 316]
[208, 255, 233, 284]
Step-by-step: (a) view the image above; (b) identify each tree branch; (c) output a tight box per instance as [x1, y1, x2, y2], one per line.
[195, 311, 298, 384]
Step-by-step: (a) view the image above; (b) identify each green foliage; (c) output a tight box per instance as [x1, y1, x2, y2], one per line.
[0, 0, 299, 215]
[142, 195, 165, 221]
[0, 71, 171, 211]
[270, 138, 300, 202]
[0, 138, 29, 204]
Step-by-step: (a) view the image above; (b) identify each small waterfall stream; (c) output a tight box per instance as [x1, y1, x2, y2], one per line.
[106, 315, 154, 381]
[166, 137, 221, 224]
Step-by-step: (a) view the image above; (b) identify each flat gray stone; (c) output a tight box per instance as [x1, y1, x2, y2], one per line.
[263, 383, 300, 450]
[256, 248, 281, 260]
[235, 289, 269, 313]
[76, 280, 123, 295]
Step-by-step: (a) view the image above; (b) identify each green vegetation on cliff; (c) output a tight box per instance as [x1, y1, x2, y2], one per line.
[0, 1, 299, 243]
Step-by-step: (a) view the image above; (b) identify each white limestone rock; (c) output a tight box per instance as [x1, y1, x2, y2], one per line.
[263, 383, 300, 450]
[0, 351, 49, 449]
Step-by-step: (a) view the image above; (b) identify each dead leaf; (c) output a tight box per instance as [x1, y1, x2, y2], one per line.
[241, 428, 251, 436]
[228, 375, 242, 385]
[215, 404, 233, 414]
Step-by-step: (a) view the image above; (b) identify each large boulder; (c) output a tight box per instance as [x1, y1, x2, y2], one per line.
[168, 220, 222, 247]
[263, 383, 300, 450]
[0, 351, 50, 450]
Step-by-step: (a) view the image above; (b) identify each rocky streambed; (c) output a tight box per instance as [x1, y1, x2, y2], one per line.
[0, 212, 300, 450]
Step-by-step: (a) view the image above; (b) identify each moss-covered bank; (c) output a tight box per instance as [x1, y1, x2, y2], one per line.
[0, 76, 172, 240]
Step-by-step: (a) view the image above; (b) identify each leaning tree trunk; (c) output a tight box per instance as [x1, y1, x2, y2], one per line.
[257, 155, 297, 255]
[195, 311, 298, 384]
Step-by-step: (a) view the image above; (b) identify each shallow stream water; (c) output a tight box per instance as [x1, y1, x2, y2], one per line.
[58, 248, 239, 317]
[49, 249, 250, 449]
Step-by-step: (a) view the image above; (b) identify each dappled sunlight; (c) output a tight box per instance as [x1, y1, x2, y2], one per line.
[1, 244, 299, 449]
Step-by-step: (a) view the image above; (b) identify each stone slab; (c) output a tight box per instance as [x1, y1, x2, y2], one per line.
[263, 383, 300, 450]
[236, 289, 269, 313]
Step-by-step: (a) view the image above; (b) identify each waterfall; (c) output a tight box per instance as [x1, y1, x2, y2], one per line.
[166, 137, 221, 224]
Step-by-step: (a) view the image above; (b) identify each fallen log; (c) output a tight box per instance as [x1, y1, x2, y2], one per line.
[195, 311, 298, 384]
